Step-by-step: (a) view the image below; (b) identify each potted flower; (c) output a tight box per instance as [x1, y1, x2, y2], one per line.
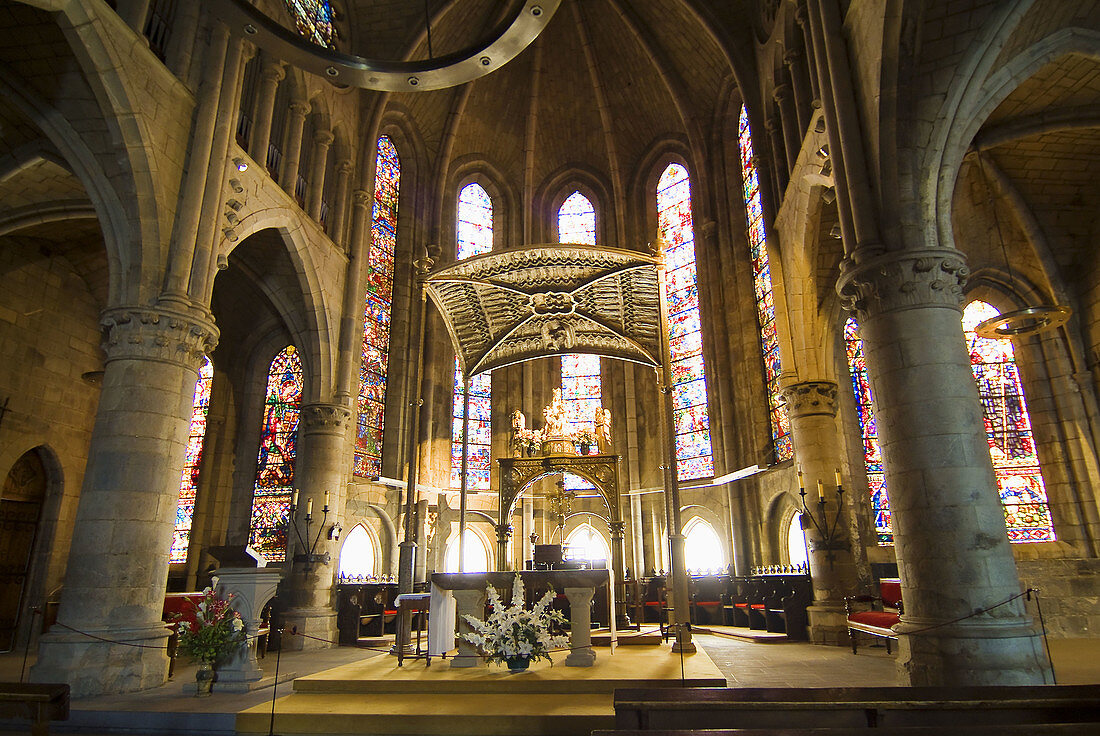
[174, 588, 246, 696]
[460, 573, 569, 672]
[575, 428, 596, 455]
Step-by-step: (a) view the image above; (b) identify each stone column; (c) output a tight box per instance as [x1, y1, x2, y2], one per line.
[248, 60, 286, 171]
[280, 102, 310, 192]
[609, 520, 629, 628]
[764, 119, 788, 195]
[774, 84, 801, 173]
[564, 587, 597, 666]
[31, 306, 218, 696]
[279, 402, 352, 651]
[495, 523, 513, 571]
[450, 588, 487, 668]
[781, 380, 858, 645]
[328, 160, 353, 243]
[794, 5, 821, 105]
[784, 48, 812, 133]
[839, 248, 1052, 686]
[306, 129, 334, 221]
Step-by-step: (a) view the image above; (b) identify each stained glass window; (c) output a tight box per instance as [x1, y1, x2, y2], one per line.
[557, 193, 601, 489]
[355, 137, 399, 477]
[249, 346, 303, 562]
[558, 190, 596, 245]
[283, 0, 336, 49]
[738, 105, 791, 462]
[845, 318, 891, 544]
[657, 163, 715, 480]
[963, 301, 1056, 542]
[452, 183, 494, 491]
[170, 356, 213, 563]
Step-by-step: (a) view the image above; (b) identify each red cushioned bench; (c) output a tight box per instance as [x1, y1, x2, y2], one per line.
[844, 578, 902, 654]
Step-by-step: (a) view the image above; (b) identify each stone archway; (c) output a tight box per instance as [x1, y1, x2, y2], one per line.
[0, 449, 48, 651]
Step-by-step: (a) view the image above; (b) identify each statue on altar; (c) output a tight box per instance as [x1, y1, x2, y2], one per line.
[541, 388, 574, 455]
[595, 407, 612, 453]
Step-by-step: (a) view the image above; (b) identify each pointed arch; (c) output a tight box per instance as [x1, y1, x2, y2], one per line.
[657, 162, 714, 480]
[557, 190, 597, 245]
[963, 300, 1056, 542]
[170, 355, 214, 564]
[337, 522, 379, 579]
[249, 345, 303, 562]
[444, 527, 491, 573]
[683, 516, 724, 573]
[737, 103, 791, 462]
[564, 522, 610, 563]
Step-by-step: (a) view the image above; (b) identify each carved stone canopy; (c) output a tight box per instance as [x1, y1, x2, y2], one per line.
[424, 245, 663, 376]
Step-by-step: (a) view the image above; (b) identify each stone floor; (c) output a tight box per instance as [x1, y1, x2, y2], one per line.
[1, 632, 1097, 735]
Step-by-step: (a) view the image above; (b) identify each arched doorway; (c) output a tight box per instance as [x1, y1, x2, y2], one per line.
[0, 450, 48, 651]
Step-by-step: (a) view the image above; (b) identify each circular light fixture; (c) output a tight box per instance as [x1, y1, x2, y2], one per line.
[975, 305, 1072, 339]
[325, 66, 339, 77]
[232, 157, 248, 172]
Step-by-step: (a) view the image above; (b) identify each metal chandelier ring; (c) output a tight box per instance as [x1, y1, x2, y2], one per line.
[213, 0, 560, 92]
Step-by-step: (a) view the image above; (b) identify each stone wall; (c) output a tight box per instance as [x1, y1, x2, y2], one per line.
[1017, 558, 1100, 638]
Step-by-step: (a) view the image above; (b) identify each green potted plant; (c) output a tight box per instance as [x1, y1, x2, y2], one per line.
[575, 428, 597, 454]
[460, 573, 569, 672]
[174, 588, 246, 696]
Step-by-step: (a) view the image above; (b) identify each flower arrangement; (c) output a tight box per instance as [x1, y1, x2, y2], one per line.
[574, 427, 596, 446]
[174, 588, 246, 666]
[516, 428, 543, 455]
[460, 574, 569, 667]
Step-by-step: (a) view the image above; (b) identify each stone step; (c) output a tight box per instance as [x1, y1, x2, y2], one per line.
[236, 692, 614, 736]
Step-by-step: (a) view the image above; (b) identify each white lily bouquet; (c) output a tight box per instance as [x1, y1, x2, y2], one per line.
[460, 573, 570, 667]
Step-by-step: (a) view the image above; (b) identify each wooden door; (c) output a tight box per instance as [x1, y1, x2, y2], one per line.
[0, 451, 46, 652]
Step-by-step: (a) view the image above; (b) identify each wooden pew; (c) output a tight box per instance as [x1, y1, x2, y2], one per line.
[612, 685, 1100, 732]
[0, 683, 69, 736]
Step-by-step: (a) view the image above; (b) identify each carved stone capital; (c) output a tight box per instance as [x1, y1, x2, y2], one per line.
[261, 61, 286, 84]
[337, 160, 353, 176]
[289, 101, 310, 117]
[352, 189, 371, 207]
[301, 403, 354, 434]
[313, 129, 334, 147]
[837, 248, 970, 323]
[100, 307, 218, 371]
[784, 48, 802, 66]
[608, 520, 626, 539]
[773, 83, 791, 103]
[495, 523, 513, 544]
[781, 380, 838, 419]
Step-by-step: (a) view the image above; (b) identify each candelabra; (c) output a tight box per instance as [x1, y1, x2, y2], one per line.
[797, 468, 850, 565]
[289, 489, 332, 572]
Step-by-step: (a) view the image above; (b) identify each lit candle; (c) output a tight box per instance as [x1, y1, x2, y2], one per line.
[291, 489, 299, 508]
[835, 468, 843, 487]
[796, 467, 805, 492]
[307, 497, 313, 516]
[817, 479, 825, 501]
[324, 491, 330, 509]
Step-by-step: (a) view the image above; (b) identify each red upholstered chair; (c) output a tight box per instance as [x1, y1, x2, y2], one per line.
[162, 592, 205, 677]
[844, 578, 903, 654]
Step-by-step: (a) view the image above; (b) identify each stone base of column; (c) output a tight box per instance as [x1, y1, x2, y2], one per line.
[897, 620, 1053, 686]
[807, 603, 851, 646]
[31, 624, 171, 697]
[279, 608, 337, 651]
[565, 646, 597, 666]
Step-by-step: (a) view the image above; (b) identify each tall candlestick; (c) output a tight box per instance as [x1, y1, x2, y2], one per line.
[796, 467, 805, 492]
[307, 497, 313, 516]
[324, 491, 330, 509]
[291, 489, 299, 508]
[834, 468, 842, 487]
[817, 479, 825, 501]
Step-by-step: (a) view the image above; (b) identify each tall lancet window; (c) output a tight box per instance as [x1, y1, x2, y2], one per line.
[171, 356, 213, 563]
[844, 318, 891, 544]
[250, 346, 303, 562]
[355, 136, 399, 478]
[657, 163, 714, 480]
[738, 104, 792, 462]
[451, 182, 494, 491]
[963, 301, 1056, 542]
[558, 192, 601, 490]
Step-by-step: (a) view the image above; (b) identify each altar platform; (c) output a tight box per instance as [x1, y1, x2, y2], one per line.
[234, 645, 726, 736]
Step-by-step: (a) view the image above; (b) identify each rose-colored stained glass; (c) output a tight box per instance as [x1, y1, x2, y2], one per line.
[558, 191, 596, 245]
[283, 0, 336, 48]
[249, 346, 302, 562]
[658, 163, 714, 480]
[355, 137, 399, 478]
[170, 356, 214, 563]
[738, 105, 791, 463]
[844, 318, 891, 544]
[963, 301, 1055, 543]
[452, 183, 494, 491]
